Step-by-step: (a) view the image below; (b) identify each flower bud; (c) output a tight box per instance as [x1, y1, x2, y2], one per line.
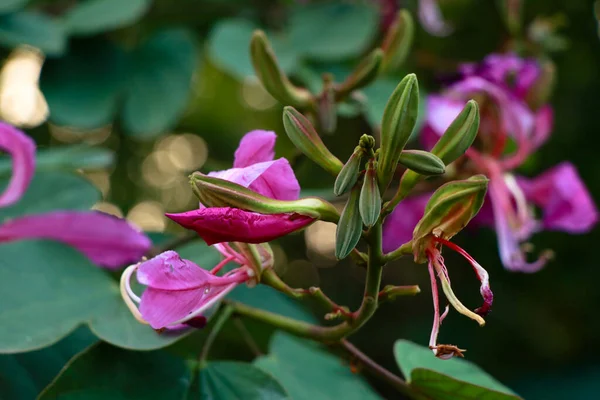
[334, 146, 363, 196]
[377, 73, 419, 192]
[189, 172, 340, 223]
[318, 74, 337, 134]
[282, 106, 344, 175]
[412, 175, 488, 261]
[336, 48, 383, 98]
[359, 159, 381, 227]
[381, 10, 414, 73]
[335, 186, 363, 259]
[398, 149, 445, 176]
[431, 99, 480, 165]
[250, 30, 313, 108]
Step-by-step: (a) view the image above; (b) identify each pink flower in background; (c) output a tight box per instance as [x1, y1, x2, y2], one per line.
[120, 247, 259, 330]
[0, 122, 150, 268]
[399, 53, 598, 272]
[167, 130, 314, 245]
[382, 194, 429, 253]
[378, 0, 452, 36]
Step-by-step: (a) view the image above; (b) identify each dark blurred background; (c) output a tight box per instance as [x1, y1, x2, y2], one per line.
[2, 0, 599, 398]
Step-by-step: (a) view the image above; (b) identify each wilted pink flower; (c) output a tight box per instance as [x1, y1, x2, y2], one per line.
[168, 130, 313, 245]
[120, 246, 260, 330]
[0, 122, 150, 268]
[422, 236, 493, 359]
[416, 54, 598, 272]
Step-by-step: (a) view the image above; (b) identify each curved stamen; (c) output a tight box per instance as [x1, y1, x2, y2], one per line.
[119, 264, 148, 325]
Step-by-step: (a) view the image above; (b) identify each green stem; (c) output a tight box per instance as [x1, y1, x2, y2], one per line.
[382, 241, 413, 262]
[198, 305, 234, 366]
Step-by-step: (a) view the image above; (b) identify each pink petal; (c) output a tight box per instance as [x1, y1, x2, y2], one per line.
[531, 105, 553, 149]
[210, 158, 300, 201]
[418, 0, 453, 36]
[136, 251, 212, 290]
[382, 194, 430, 253]
[139, 283, 236, 329]
[166, 207, 315, 245]
[0, 211, 151, 268]
[0, 122, 36, 207]
[519, 162, 598, 233]
[233, 130, 276, 168]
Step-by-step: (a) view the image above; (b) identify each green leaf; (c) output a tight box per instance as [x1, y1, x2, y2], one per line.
[39, 342, 191, 399]
[194, 361, 290, 399]
[41, 39, 127, 129]
[121, 28, 197, 138]
[209, 19, 298, 79]
[0, 172, 100, 219]
[255, 333, 382, 400]
[0, 11, 65, 56]
[0, 0, 29, 14]
[394, 340, 521, 399]
[63, 0, 151, 36]
[0, 327, 96, 400]
[0, 146, 114, 178]
[289, 2, 378, 61]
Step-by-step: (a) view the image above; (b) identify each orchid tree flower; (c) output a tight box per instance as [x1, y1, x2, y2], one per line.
[409, 176, 493, 359]
[0, 122, 150, 268]
[405, 53, 597, 272]
[120, 245, 270, 331]
[167, 130, 315, 245]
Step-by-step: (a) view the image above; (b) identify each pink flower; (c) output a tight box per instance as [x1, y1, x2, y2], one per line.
[168, 130, 312, 245]
[418, 0, 452, 37]
[419, 54, 597, 272]
[120, 247, 258, 330]
[0, 122, 150, 268]
[382, 194, 429, 253]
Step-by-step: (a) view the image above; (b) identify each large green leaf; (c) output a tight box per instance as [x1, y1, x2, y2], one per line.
[394, 340, 521, 399]
[0, 172, 100, 219]
[255, 333, 382, 400]
[38, 342, 191, 399]
[41, 39, 127, 129]
[63, 0, 151, 36]
[0, 327, 96, 400]
[0, 11, 65, 56]
[193, 361, 290, 399]
[0, 146, 114, 178]
[0, 0, 28, 14]
[121, 28, 197, 138]
[208, 18, 299, 79]
[289, 2, 378, 61]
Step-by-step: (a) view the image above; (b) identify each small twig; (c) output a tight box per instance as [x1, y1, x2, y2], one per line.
[199, 305, 234, 365]
[233, 317, 263, 357]
[378, 285, 421, 304]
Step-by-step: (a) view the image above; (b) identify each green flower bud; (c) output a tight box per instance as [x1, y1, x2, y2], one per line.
[336, 48, 383, 98]
[377, 73, 419, 192]
[250, 30, 312, 108]
[189, 172, 340, 223]
[381, 10, 414, 73]
[282, 106, 344, 175]
[398, 149, 445, 176]
[431, 99, 480, 165]
[412, 175, 488, 261]
[335, 186, 363, 259]
[334, 146, 363, 196]
[359, 159, 381, 227]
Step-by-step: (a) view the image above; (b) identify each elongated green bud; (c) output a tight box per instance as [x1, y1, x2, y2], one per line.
[334, 146, 363, 196]
[412, 175, 488, 261]
[282, 106, 344, 175]
[377, 73, 419, 192]
[431, 99, 479, 165]
[189, 172, 340, 223]
[335, 186, 363, 259]
[398, 149, 445, 176]
[250, 30, 312, 108]
[318, 74, 337, 134]
[359, 159, 381, 227]
[336, 48, 383, 98]
[381, 10, 414, 73]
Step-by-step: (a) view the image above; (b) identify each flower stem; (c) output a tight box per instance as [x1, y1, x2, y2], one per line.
[199, 305, 234, 366]
[383, 241, 413, 262]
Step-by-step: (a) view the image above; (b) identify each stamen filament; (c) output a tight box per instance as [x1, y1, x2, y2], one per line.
[119, 264, 148, 325]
